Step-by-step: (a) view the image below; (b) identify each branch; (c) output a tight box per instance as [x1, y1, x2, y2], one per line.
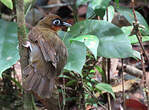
[16, 0, 28, 71]
[16, 0, 34, 110]
[131, 0, 149, 106]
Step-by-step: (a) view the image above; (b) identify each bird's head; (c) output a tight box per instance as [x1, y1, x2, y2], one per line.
[37, 14, 71, 31]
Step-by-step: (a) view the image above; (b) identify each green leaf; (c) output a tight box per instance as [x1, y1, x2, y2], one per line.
[58, 31, 86, 74]
[88, 0, 110, 10]
[0, 19, 19, 77]
[103, 5, 115, 22]
[132, 50, 141, 60]
[96, 83, 115, 99]
[58, 74, 72, 79]
[88, 0, 110, 18]
[86, 7, 96, 19]
[69, 20, 134, 58]
[114, 0, 119, 8]
[66, 80, 77, 86]
[121, 26, 149, 44]
[95, 65, 105, 81]
[121, 26, 133, 36]
[70, 35, 99, 59]
[129, 36, 149, 44]
[117, 7, 149, 35]
[0, 0, 13, 9]
[65, 41, 86, 74]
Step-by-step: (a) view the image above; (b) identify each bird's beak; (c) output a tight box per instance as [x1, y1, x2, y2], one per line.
[62, 22, 72, 27]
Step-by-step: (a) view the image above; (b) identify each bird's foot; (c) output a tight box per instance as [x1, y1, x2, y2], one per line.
[23, 41, 31, 48]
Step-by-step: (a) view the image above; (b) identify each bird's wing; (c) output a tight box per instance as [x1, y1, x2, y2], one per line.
[28, 27, 61, 68]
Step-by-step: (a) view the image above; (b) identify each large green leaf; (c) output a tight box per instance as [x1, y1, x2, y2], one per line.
[70, 35, 99, 59]
[69, 20, 134, 58]
[0, 19, 19, 77]
[0, 0, 13, 9]
[117, 7, 149, 35]
[58, 31, 86, 74]
[95, 83, 115, 99]
[65, 41, 86, 74]
[58, 20, 134, 74]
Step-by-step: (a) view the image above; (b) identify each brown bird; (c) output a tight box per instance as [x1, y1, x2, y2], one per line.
[23, 14, 71, 99]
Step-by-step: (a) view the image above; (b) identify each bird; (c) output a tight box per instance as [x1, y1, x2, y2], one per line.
[23, 14, 71, 99]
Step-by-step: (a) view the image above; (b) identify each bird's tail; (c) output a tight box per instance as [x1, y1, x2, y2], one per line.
[23, 65, 55, 99]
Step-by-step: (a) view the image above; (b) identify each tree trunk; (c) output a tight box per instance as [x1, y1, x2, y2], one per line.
[16, 0, 34, 110]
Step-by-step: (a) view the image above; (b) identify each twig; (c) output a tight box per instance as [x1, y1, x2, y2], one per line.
[106, 7, 112, 110]
[40, 3, 74, 8]
[131, 1, 149, 62]
[107, 59, 112, 110]
[62, 75, 66, 110]
[121, 59, 125, 109]
[131, 0, 149, 107]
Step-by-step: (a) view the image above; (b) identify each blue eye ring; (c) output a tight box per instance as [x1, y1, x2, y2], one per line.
[52, 19, 61, 26]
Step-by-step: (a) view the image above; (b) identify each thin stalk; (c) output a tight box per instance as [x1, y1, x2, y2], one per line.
[131, 0, 149, 107]
[121, 59, 125, 108]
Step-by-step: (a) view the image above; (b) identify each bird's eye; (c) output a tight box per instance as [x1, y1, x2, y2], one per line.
[52, 19, 61, 25]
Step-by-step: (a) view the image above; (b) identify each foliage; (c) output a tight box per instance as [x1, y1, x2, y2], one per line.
[1, 0, 149, 109]
[121, 26, 149, 44]
[0, 0, 13, 9]
[117, 7, 149, 35]
[70, 35, 99, 59]
[58, 55, 115, 108]
[0, 19, 19, 77]
[58, 19, 134, 73]
[103, 5, 115, 22]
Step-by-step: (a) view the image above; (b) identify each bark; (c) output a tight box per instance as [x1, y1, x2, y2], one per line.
[16, 0, 33, 110]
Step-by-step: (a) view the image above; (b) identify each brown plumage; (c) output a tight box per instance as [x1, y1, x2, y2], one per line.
[23, 14, 70, 99]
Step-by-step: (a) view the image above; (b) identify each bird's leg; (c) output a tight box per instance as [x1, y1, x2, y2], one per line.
[22, 41, 33, 52]
[23, 41, 31, 48]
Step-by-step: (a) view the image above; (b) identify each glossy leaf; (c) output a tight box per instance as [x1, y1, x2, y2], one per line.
[70, 35, 99, 59]
[103, 5, 115, 22]
[121, 26, 149, 44]
[0, 0, 13, 9]
[69, 20, 134, 58]
[58, 31, 86, 74]
[65, 41, 86, 74]
[117, 7, 149, 35]
[86, 7, 96, 19]
[58, 20, 134, 74]
[88, 0, 110, 18]
[0, 19, 19, 77]
[129, 36, 149, 44]
[133, 50, 141, 60]
[88, 0, 110, 10]
[96, 83, 115, 99]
